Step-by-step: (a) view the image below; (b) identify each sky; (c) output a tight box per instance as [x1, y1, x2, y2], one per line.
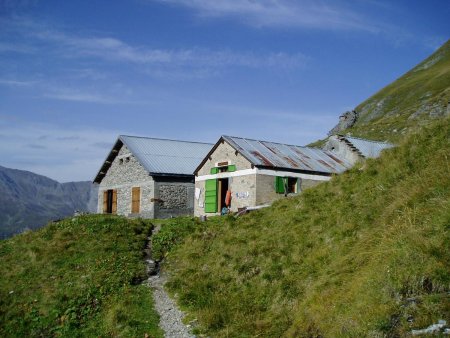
[0, 0, 448, 182]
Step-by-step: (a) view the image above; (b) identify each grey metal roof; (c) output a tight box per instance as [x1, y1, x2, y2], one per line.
[94, 135, 213, 183]
[342, 136, 394, 158]
[120, 135, 213, 175]
[222, 135, 352, 174]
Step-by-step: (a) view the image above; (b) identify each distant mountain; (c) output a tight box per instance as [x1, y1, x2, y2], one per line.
[0, 165, 98, 239]
[328, 39, 450, 141]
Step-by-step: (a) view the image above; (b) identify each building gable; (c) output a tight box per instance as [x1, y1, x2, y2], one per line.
[99, 144, 151, 187]
[196, 139, 253, 176]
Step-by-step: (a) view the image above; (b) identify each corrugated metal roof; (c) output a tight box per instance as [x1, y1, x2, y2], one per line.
[223, 135, 352, 174]
[120, 135, 213, 175]
[343, 136, 394, 158]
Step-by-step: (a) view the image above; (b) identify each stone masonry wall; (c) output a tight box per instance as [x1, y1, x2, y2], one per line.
[197, 141, 252, 176]
[194, 174, 257, 216]
[98, 144, 155, 218]
[323, 136, 361, 166]
[154, 182, 195, 218]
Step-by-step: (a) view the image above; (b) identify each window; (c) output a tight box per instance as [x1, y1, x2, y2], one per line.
[210, 164, 236, 174]
[275, 177, 299, 194]
[119, 158, 124, 165]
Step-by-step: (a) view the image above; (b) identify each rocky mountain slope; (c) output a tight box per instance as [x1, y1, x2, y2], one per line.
[328, 39, 450, 141]
[0, 165, 97, 239]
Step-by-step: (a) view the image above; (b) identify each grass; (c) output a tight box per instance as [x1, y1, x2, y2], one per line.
[162, 117, 450, 337]
[0, 215, 163, 337]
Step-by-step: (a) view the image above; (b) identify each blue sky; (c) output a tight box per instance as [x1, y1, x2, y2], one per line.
[0, 0, 448, 182]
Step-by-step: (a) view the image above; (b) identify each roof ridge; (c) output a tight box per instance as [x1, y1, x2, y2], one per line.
[343, 135, 392, 145]
[120, 134, 213, 145]
[222, 135, 316, 149]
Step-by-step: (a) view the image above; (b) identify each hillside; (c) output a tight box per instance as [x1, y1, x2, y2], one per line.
[0, 215, 162, 337]
[0, 165, 98, 239]
[327, 40, 450, 142]
[158, 117, 450, 337]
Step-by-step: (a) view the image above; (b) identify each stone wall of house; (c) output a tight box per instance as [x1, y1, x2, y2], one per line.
[255, 174, 324, 205]
[154, 181, 195, 218]
[323, 136, 361, 165]
[97, 144, 155, 218]
[194, 174, 257, 216]
[197, 141, 252, 176]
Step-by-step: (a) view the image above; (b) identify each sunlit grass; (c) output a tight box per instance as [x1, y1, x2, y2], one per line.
[162, 118, 450, 337]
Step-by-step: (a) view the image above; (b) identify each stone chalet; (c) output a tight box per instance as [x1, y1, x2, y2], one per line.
[193, 135, 354, 217]
[94, 135, 212, 219]
[324, 135, 394, 165]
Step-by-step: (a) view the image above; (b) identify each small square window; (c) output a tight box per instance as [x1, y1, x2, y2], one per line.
[119, 159, 124, 165]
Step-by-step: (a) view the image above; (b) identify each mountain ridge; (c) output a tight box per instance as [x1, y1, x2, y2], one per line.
[0, 165, 97, 239]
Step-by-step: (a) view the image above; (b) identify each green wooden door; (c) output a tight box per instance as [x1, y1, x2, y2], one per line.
[205, 179, 218, 213]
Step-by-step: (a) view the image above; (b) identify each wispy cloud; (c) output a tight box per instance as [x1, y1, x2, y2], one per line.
[0, 79, 37, 86]
[152, 0, 379, 31]
[4, 17, 308, 71]
[42, 89, 122, 104]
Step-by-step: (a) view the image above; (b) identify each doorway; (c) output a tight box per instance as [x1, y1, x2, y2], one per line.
[218, 178, 229, 211]
[103, 189, 117, 214]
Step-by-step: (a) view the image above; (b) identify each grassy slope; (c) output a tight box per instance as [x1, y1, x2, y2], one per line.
[162, 118, 450, 337]
[0, 215, 163, 337]
[345, 40, 450, 142]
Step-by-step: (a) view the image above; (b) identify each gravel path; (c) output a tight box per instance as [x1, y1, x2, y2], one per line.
[145, 224, 196, 338]
[147, 273, 195, 338]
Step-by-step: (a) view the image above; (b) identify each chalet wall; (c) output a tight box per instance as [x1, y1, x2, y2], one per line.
[197, 141, 252, 176]
[154, 181, 195, 218]
[97, 144, 155, 218]
[324, 136, 361, 165]
[255, 174, 322, 205]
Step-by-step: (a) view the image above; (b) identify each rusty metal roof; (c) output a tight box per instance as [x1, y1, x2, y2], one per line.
[222, 135, 352, 174]
[340, 136, 394, 158]
[94, 135, 213, 183]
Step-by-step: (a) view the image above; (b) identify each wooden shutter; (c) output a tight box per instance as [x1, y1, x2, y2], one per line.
[112, 189, 117, 214]
[131, 187, 140, 213]
[103, 191, 108, 213]
[228, 164, 236, 172]
[210, 167, 219, 174]
[204, 179, 218, 213]
[275, 176, 285, 194]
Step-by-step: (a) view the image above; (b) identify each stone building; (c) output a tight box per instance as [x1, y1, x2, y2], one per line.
[324, 135, 394, 165]
[193, 135, 353, 217]
[94, 135, 212, 219]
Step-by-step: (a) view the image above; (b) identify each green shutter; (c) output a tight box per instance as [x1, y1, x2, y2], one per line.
[204, 179, 218, 213]
[275, 176, 285, 193]
[210, 167, 219, 174]
[228, 164, 236, 172]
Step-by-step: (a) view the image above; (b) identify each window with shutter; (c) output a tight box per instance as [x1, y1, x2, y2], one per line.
[275, 176, 285, 193]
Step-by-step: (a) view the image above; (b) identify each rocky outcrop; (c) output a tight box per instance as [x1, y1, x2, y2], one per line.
[328, 110, 359, 135]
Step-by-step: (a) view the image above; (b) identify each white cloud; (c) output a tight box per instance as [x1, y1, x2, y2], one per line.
[153, 0, 378, 31]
